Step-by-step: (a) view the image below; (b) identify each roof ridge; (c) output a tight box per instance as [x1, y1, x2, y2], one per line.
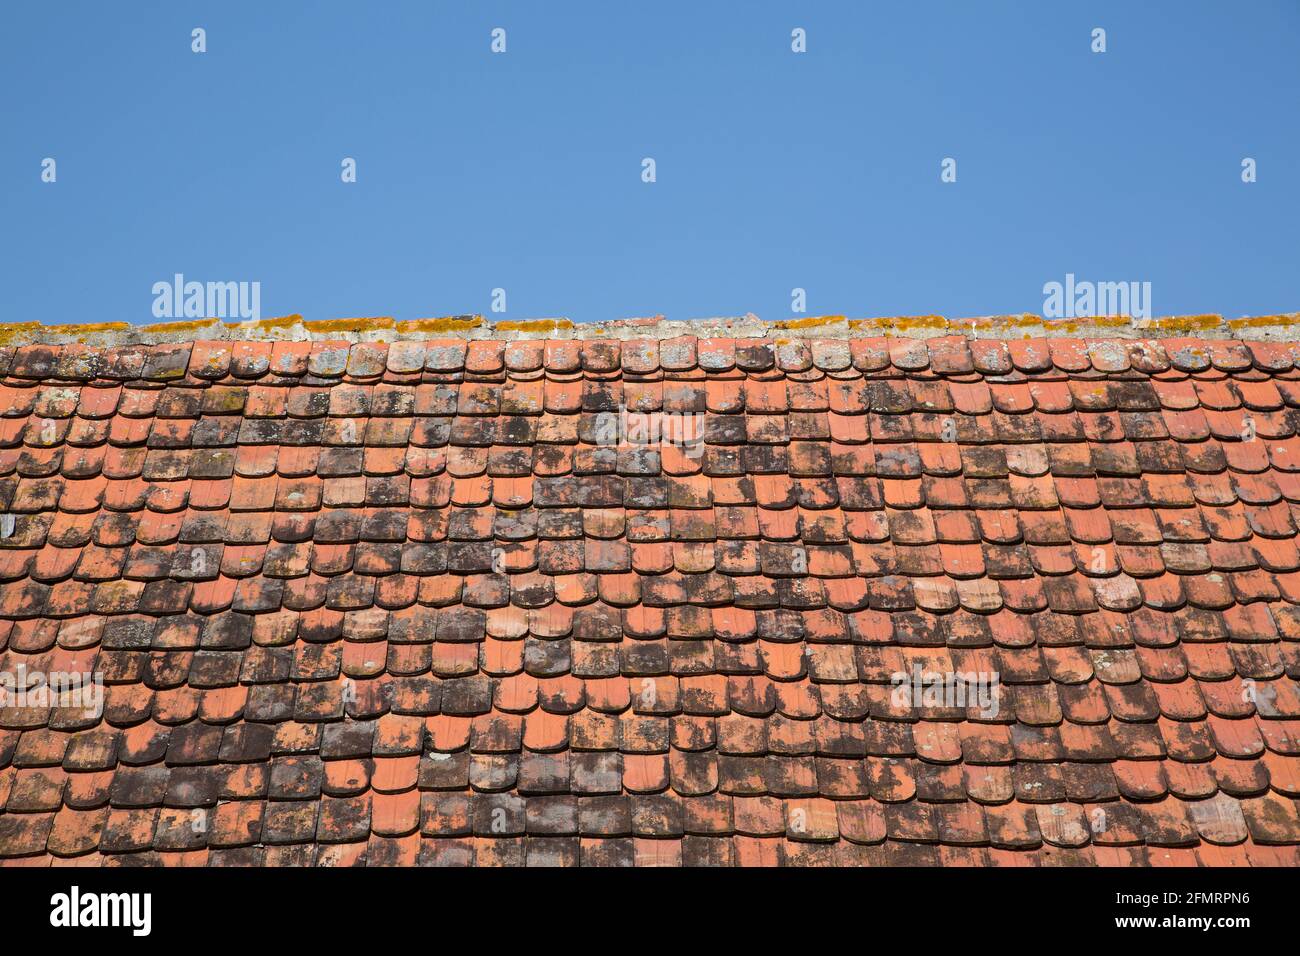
[1, 311, 1298, 346]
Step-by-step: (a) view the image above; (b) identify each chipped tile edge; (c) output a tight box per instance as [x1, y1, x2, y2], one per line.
[2, 312, 1299, 346]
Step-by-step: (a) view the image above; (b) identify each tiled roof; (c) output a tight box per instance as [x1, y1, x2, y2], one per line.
[2, 322, 1300, 867]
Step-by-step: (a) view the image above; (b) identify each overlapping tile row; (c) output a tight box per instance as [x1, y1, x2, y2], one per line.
[0, 333, 1299, 867]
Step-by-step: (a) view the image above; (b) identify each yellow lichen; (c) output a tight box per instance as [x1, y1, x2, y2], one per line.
[42, 321, 132, 335]
[140, 318, 222, 335]
[1043, 315, 1133, 334]
[4, 309, 1300, 351]
[773, 315, 847, 330]
[1227, 313, 1300, 329]
[493, 319, 575, 333]
[243, 314, 304, 331]
[395, 316, 484, 334]
[891, 315, 947, 331]
[968, 314, 1042, 329]
[849, 315, 947, 332]
[0, 322, 43, 346]
[1144, 314, 1223, 331]
[304, 316, 396, 333]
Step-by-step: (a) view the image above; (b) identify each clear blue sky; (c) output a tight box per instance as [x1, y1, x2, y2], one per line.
[3, 1, 1297, 325]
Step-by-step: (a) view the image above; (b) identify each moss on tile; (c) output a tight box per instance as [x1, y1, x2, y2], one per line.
[494, 319, 575, 333]
[1042, 315, 1133, 333]
[395, 316, 484, 334]
[303, 316, 396, 334]
[1227, 313, 1300, 329]
[849, 315, 947, 332]
[773, 315, 847, 330]
[140, 318, 222, 336]
[243, 314, 305, 331]
[1144, 314, 1223, 331]
[0, 322, 45, 345]
[42, 321, 132, 335]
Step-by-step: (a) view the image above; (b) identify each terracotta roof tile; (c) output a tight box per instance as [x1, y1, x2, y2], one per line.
[1, 328, 1299, 866]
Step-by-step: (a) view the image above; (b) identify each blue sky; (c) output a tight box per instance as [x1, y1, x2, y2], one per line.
[3, 1, 1297, 325]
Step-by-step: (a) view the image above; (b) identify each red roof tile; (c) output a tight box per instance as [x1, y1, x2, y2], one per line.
[0, 326, 1299, 866]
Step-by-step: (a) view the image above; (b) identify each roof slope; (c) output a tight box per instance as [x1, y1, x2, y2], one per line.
[1, 329, 1299, 866]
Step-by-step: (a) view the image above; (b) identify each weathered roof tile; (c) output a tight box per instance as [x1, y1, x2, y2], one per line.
[0, 327, 1298, 866]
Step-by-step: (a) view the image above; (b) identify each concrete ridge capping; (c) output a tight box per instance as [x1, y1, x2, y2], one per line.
[1, 311, 1299, 346]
